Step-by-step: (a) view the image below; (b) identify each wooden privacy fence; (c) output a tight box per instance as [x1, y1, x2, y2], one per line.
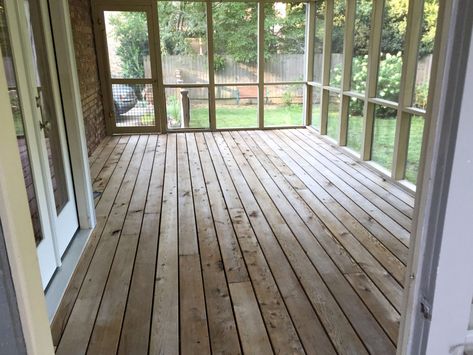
[143, 54, 433, 99]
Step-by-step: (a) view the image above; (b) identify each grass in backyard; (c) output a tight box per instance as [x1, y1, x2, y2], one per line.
[345, 115, 424, 183]
[186, 104, 304, 129]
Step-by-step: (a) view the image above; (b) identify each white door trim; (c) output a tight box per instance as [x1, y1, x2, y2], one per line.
[0, 37, 55, 355]
[5, 0, 59, 285]
[0, 0, 95, 349]
[398, 0, 473, 353]
[48, 0, 96, 232]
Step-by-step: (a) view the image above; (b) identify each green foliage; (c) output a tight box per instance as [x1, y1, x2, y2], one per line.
[108, 12, 149, 78]
[264, 2, 306, 56]
[282, 91, 293, 107]
[157, 1, 207, 56]
[419, 0, 439, 57]
[352, 0, 372, 56]
[414, 83, 429, 110]
[213, 55, 226, 72]
[166, 94, 180, 120]
[331, 0, 346, 54]
[213, 2, 258, 64]
[377, 52, 403, 102]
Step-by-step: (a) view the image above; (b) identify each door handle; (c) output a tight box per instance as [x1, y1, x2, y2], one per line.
[35, 87, 50, 132]
[39, 120, 50, 130]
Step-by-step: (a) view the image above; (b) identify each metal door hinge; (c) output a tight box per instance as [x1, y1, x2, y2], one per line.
[420, 297, 432, 320]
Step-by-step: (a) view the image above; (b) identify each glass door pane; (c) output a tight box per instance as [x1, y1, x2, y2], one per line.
[1, 3, 43, 244]
[103, 10, 156, 129]
[25, 0, 69, 214]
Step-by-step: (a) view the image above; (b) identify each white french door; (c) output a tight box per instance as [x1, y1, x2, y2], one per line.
[3, 0, 79, 288]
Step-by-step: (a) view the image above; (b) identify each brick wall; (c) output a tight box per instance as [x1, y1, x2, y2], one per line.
[68, 0, 107, 155]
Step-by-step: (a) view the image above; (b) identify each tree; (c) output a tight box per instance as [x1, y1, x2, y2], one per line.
[157, 1, 207, 56]
[213, 2, 258, 64]
[264, 2, 306, 56]
[108, 12, 149, 78]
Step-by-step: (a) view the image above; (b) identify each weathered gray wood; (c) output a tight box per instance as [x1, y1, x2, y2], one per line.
[118, 135, 167, 355]
[186, 133, 242, 354]
[56, 136, 148, 355]
[87, 136, 156, 354]
[199, 133, 309, 354]
[209, 131, 367, 354]
[238, 130, 400, 344]
[51, 136, 139, 346]
[176, 134, 211, 354]
[55, 128, 410, 354]
[150, 134, 179, 355]
[226, 131, 395, 352]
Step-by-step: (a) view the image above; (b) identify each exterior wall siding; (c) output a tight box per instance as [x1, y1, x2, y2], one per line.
[69, 0, 107, 155]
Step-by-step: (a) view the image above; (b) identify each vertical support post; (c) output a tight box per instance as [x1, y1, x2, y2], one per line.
[305, 2, 316, 126]
[151, 2, 167, 133]
[392, 0, 425, 179]
[320, 0, 334, 135]
[339, 0, 356, 145]
[258, 2, 265, 129]
[180, 89, 190, 128]
[361, 0, 384, 160]
[206, 0, 217, 130]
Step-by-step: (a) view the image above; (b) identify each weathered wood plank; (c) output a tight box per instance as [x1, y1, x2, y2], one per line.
[254, 130, 404, 311]
[88, 136, 112, 166]
[150, 134, 179, 355]
[177, 134, 211, 354]
[278, 130, 411, 239]
[56, 128, 410, 354]
[56, 136, 148, 355]
[93, 140, 127, 206]
[87, 136, 157, 354]
[229, 282, 273, 355]
[118, 135, 167, 355]
[208, 132, 362, 354]
[199, 133, 311, 354]
[186, 133, 242, 354]
[177, 134, 199, 256]
[306, 126, 415, 206]
[293, 129, 414, 218]
[51, 136, 139, 346]
[235, 130, 399, 346]
[180, 255, 211, 354]
[89, 136, 120, 180]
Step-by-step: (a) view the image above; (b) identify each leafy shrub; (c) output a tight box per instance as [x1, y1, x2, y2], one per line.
[167, 95, 180, 119]
[376, 52, 403, 103]
[213, 55, 226, 72]
[414, 83, 429, 110]
[332, 52, 403, 118]
[282, 91, 293, 107]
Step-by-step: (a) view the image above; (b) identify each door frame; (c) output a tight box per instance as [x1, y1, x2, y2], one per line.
[92, 2, 164, 134]
[0, 0, 95, 352]
[398, 0, 473, 353]
[4, 0, 94, 287]
[0, 27, 55, 355]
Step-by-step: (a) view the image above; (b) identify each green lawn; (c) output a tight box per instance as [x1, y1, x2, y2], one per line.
[313, 106, 424, 183]
[345, 115, 424, 183]
[183, 104, 304, 129]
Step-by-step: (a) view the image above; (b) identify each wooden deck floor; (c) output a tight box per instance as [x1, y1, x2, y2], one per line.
[51, 128, 413, 355]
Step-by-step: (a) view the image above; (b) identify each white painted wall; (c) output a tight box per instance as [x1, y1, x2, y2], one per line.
[424, 30, 473, 355]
